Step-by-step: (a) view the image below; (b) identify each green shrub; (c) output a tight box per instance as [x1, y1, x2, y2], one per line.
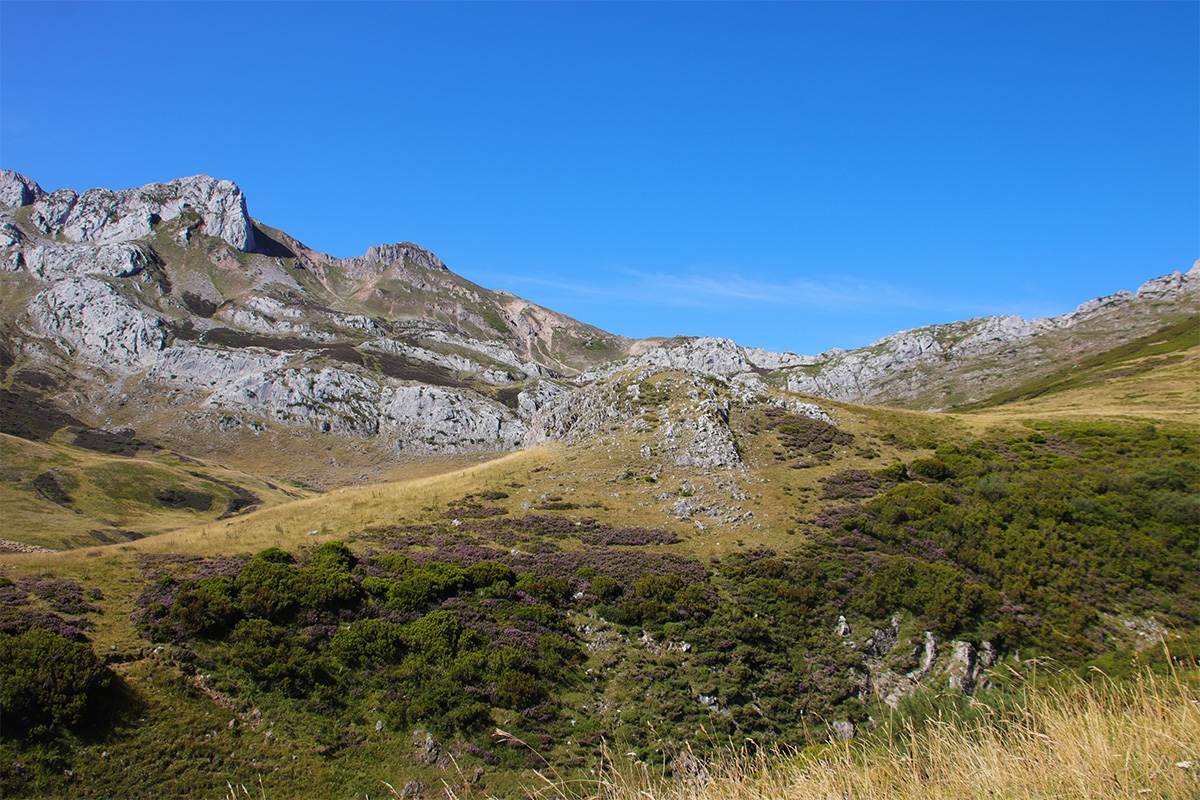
[0, 629, 112, 737]
[296, 566, 362, 610]
[910, 458, 953, 481]
[590, 575, 623, 602]
[465, 560, 516, 589]
[235, 558, 299, 620]
[171, 576, 240, 637]
[330, 618, 406, 667]
[309, 540, 356, 571]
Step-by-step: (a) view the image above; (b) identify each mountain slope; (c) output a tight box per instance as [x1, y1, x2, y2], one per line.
[0, 166, 1196, 796]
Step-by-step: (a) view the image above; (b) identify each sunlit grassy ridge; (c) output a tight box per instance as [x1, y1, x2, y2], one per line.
[0, 431, 311, 551]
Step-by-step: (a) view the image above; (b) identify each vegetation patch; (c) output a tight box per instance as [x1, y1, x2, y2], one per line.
[153, 488, 213, 512]
[73, 428, 157, 458]
[0, 389, 81, 441]
[31, 471, 72, 505]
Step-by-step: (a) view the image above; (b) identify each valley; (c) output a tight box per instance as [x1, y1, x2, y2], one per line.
[0, 171, 1196, 799]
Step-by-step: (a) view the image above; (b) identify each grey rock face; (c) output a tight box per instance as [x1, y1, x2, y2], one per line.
[0, 221, 26, 249]
[380, 385, 527, 452]
[27, 277, 169, 372]
[28, 175, 255, 251]
[0, 170, 45, 207]
[205, 366, 383, 434]
[146, 345, 292, 392]
[22, 241, 155, 280]
[654, 384, 740, 471]
[634, 337, 751, 376]
[341, 242, 448, 279]
[517, 378, 569, 421]
[201, 364, 527, 453]
[528, 367, 791, 472]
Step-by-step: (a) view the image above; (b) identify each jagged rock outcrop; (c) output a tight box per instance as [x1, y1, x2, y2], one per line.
[341, 243, 448, 279]
[585, 336, 810, 383]
[21, 241, 157, 281]
[27, 277, 169, 373]
[527, 367, 818, 472]
[0, 170, 44, 207]
[201, 364, 526, 453]
[7, 173, 255, 251]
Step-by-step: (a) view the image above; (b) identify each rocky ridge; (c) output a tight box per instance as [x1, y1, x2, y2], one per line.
[1, 169, 1195, 479]
[582, 267, 1198, 410]
[0, 171, 790, 471]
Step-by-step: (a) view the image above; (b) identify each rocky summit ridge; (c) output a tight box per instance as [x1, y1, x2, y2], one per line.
[1, 169, 1196, 482]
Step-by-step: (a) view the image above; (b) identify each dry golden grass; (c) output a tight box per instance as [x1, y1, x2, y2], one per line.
[951, 341, 1200, 433]
[492, 667, 1199, 800]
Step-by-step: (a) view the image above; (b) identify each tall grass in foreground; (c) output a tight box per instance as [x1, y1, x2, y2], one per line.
[476, 667, 1198, 800]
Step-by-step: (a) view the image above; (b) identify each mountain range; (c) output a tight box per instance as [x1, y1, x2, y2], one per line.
[2, 170, 1196, 489]
[1, 170, 1198, 798]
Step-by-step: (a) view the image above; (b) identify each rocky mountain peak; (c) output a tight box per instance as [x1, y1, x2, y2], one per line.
[340, 242, 448, 280]
[0, 170, 45, 207]
[1, 172, 255, 252]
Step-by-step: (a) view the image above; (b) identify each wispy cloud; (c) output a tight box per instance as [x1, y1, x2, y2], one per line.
[492, 265, 951, 314]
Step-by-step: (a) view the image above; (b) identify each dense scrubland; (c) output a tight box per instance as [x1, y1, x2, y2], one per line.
[2, 403, 1197, 798]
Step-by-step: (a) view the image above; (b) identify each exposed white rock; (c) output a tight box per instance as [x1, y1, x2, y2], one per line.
[743, 346, 812, 370]
[0, 170, 44, 207]
[330, 313, 379, 331]
[655, 392, 740, 471]
[29, 189, 79, 235]
[0, 221, 26, 248]
[200, 363, 526, 452]
[380, 385, 526, 452]
[1136, 262, 1200, 301]
[527, 369, 744, 471]
[27, 277, 168, 372]
[204, 366, 381, 434]
[145, 344, 292, 392]
[218, 307, 310, 336]
[246, 294, 303, 319]
[22, 241, 155, 280]
[517, 378, 569, 421]
[29, 175, 255, 251]
[945, 640, 995, 695]
[340, 242, 448, 279]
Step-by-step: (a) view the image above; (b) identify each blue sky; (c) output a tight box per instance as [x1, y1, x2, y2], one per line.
[2, 2, 1196, 354]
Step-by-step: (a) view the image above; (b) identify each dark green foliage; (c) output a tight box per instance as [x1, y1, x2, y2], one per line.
[296, 564, 361, 610]
[235, 557, 299, 620]
[909, 457, 952, 481]
[171, 576, 239, 637]
[224, 619, 329, 696]
[589, 575, 623, 602]
[809, 420, 1200, 659]
[154, 488, 213, 511]
[465, 560, 516, 588]
[330, 618, 406, 667]
[0, 629, 112, 737]
[309, 540, 356, 571]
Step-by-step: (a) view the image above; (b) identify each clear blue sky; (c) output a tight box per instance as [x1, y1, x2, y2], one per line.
[2, 2, 1196, 354]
